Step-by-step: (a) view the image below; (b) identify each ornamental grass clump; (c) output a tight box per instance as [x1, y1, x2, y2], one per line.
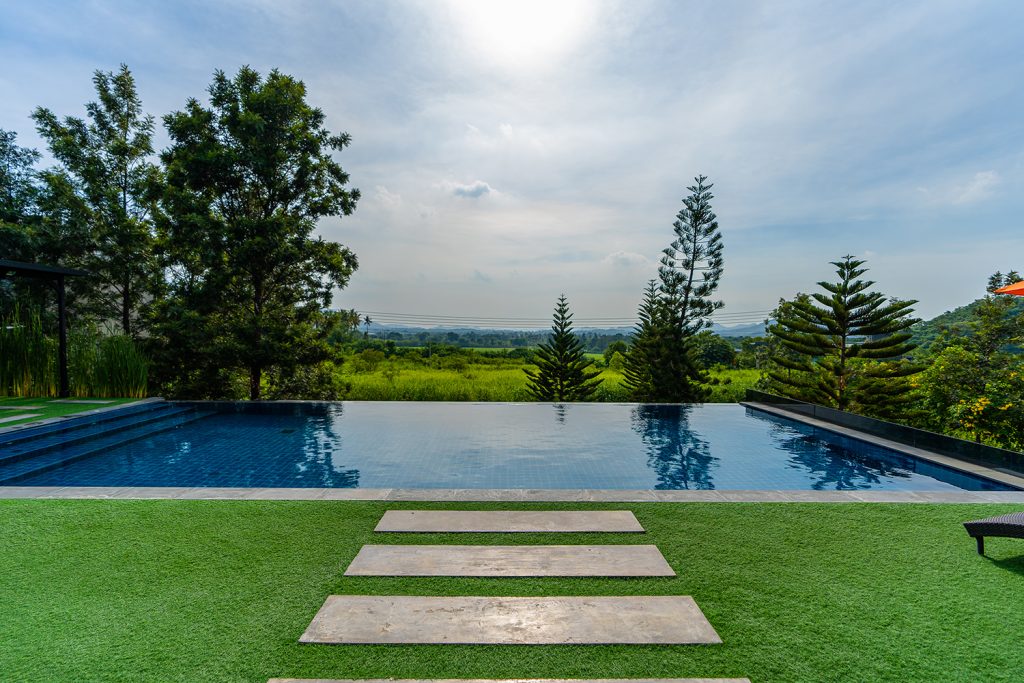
[0, 307, 56, 397]
[93, 335, 148, 398]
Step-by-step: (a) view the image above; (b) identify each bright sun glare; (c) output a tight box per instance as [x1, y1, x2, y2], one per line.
[446, 0, 594, 71]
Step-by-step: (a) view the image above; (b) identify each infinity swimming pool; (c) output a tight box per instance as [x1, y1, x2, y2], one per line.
[3, 402, 1012, 491]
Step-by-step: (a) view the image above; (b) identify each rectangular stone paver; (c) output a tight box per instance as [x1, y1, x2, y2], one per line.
[0, 413, 42, 424]
[50, 399, 114, 404]
[270, 679, 751, 683]
[345, 544, 675, 577]
[375, 510, 644, 533]
[300, 595, 721, 644]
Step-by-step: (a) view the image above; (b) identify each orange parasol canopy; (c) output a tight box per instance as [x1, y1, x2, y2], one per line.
[994, 280, 1024, 296]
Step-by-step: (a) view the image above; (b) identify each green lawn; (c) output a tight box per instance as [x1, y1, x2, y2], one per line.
[0, 397, 140, 428]
[1, 500, 1022, 682]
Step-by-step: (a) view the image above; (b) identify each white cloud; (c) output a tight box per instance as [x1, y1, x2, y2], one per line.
[603, 251, 649, 267]
[448, 180, 494, 199]
[951, 171, 1001, 205]
[373, 185, 402, 207]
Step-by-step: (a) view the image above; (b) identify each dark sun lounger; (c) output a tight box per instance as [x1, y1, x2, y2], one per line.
[963, 512, 1024, 555]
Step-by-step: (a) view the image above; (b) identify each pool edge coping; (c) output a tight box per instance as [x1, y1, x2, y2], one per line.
[1, 486, 1023, 502]
[741, 402, 1024, 491]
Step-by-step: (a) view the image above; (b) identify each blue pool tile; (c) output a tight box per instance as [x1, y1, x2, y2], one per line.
[4, 402, 1013, 491]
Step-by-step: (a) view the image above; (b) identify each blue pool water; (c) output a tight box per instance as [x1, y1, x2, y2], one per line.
[7, 402, 1012, 491]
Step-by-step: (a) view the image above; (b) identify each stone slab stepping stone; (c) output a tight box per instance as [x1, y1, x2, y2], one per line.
[300, 595, 721, 644]
[270, 679, 751, 682]
[0, 405, 44, 410]
[345, 544, 675, 577]
[0, 413, 42, 424]
[375, 510, 644, 533]
[50, 399, 114, 404]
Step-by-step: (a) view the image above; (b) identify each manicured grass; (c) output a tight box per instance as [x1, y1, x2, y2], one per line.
[1, 500, 1022, 681]
[0, 397, 139, 428]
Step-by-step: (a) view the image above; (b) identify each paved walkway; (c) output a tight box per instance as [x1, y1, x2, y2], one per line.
[283, 509, 746, 681]
[5, 485, 1023, 502]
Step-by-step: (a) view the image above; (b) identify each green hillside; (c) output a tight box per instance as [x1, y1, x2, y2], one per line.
[910, 296, 1024, 350]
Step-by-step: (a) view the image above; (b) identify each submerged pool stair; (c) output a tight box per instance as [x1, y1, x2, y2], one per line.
[0, 401, 211, 485]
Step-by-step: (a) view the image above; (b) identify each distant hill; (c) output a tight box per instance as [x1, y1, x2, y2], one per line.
[712, 322, 767, 338]
[910, 297, 1024, 350]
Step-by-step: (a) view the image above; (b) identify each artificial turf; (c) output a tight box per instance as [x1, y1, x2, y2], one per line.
[1, 500, 1022, 682]
[0, 397, 138, 428]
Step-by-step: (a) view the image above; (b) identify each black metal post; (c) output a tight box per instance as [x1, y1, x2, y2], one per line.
[57, 274, 69, 398]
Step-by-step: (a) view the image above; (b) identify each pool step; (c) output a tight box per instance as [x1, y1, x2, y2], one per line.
[0, 408, 212, 485]
[0, 399, 171, 451]
[375, 510, 645, 533]
[0, 406, 196, 466]
[344, 544, 675, 577]
[300, 595, 722, 645]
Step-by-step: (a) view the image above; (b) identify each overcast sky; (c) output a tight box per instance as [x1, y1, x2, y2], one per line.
[2, 0, 1022, 324]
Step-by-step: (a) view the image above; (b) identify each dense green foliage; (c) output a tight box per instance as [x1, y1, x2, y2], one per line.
[32, 65, 161, 334]
[2, 499, 1022, 682]
[524, 295, 602, 401]
[909, 295, 1024, 351]
[2, 66, 359, 400]
[152, 67, 359, 400]
[913, 289, 1024, 449]
[766, 256, 921, 419]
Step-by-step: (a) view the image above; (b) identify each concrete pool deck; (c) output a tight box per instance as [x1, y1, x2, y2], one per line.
[2, 485, 1023, 502]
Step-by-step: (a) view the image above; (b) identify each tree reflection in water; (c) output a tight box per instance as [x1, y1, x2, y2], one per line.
[631, 404, 717, 489]
[296, 406, 360, 487]
[552, 403, 568, 425]
[758, 417, 912, 490]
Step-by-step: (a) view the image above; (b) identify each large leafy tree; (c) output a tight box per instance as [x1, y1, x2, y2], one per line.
[524, 295, 602, 401]
[0, 129, 42, 315]
[155, 67, 359, 400]
[0, 129, 40, 242]
[767, 256, 921, 417]
[32, 65, 161, 335]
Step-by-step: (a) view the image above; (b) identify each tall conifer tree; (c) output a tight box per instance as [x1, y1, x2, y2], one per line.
[622, 280, 663, 401]
[525, 295, 602, 401]
[628, 176, 723, 402]
[767, 256, 921, 416]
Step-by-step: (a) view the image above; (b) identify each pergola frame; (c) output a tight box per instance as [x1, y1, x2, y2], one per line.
[0, 259, 91, 398]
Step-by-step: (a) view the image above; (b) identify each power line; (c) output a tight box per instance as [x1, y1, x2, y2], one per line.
[355, 308, 772, 330]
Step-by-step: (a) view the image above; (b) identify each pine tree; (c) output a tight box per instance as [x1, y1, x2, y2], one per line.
[622, 281, 662, 401]
[659, 174, 724, 336]
[628, 175, 723, 402]
[767, 256, 921, 416]
[524, 295, 602, 401]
